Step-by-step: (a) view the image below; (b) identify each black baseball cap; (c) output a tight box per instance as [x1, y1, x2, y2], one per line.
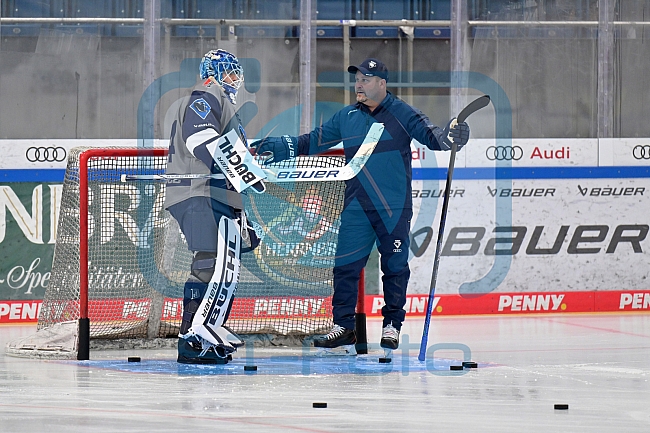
[348, 58, 388, 81]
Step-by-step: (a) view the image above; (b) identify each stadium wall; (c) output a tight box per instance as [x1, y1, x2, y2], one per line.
[1, 137, 649, 324]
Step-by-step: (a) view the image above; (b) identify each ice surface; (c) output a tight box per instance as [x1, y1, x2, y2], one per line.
[1, 314, 649, 432]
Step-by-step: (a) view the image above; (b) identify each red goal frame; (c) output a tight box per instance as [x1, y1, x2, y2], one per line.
[75, 147, 366, 360]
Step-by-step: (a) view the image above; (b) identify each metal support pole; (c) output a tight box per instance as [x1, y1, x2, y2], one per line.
[163, 23, 171, 77]
[299, 0, 316, 134]
[450, 0, 469, 115]
[407, 28, 414, 105]
[343, 24, 351, 106]
[143, 0, 164, 338]
[142, 0, 160, 144]
[598, 0, 614, 138]
[397, 25, 414, 104]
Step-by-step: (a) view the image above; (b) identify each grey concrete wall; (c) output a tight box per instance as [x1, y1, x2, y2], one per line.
[1, 25, 649, 140]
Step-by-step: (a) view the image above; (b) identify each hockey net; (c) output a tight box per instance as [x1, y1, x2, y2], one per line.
[6, 146, 346, 359]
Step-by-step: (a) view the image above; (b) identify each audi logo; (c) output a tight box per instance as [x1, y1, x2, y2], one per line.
[486, 146, 523, 161]
[26, 146, 67, 163]
[632, 145, 650, 160]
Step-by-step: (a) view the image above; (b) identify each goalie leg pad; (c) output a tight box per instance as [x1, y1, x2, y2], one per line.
[184, 216, 242, 352]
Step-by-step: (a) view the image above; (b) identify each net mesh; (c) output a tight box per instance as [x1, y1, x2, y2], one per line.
[32, 147, 346, 345]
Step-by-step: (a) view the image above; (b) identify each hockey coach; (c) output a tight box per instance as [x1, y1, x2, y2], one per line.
[251, 58, 470, 353]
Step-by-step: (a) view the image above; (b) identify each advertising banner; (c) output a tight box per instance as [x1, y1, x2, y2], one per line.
[407, 138, 650, 299]
[408, 177, 650, 295]
[1, 138, 650, 323]
[0, 182, 59, 302]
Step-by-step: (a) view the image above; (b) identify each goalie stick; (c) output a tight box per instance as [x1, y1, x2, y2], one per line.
[418, 95, 491, 362]
[121, 122, 384, 184]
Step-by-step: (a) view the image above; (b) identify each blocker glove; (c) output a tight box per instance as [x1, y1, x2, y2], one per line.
[250, 135, 297, 164]
[440, 118, 470, 151]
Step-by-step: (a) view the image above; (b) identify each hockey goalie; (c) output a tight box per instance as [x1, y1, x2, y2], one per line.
[164, 49, 264, 364]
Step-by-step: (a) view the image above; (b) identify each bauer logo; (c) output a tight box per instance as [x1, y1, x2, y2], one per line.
[497, 294, 566, 312]
[440, 224, 649, 257]
[487, 186, 555, 198]
[412, 188, 465, 199]
[619, 293, 650, 310]
[577, 185, 645, 197]
[276, 170, 340, 179]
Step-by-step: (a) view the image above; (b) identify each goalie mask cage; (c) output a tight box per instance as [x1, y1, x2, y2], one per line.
[6, 147, 349, 360]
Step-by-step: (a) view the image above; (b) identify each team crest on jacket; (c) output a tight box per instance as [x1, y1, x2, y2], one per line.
[189, 98, 211, 120]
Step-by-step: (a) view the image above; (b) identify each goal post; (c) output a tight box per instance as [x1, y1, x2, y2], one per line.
[78, 148, 167, 360]
[6, 146, 368, 360]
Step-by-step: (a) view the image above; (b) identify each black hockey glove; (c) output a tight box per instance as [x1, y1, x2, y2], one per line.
[250, 135, 297, 164]
[440, 118, 470, 151]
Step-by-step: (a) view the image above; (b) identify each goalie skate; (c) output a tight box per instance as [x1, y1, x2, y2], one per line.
[181, 324, 244, 353]
[177, 336, 232, 365]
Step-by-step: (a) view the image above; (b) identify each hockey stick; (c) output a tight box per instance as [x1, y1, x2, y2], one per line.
[418, 95, 490, 362]
[121, 122, 384, 184]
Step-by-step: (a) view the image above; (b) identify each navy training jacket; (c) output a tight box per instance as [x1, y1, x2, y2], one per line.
[296, 92, 447, 213]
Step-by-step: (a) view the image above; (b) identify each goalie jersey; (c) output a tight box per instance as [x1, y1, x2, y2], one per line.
[164, 84, 247, 211]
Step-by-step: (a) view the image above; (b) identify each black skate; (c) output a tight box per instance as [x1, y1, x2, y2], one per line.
[380, 323, 400, 358]
[177, 337, 232, 365]
[313, 325, 357, 355]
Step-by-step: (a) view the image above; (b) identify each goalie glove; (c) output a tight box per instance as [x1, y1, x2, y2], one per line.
[250, 135, 297, 164]
[440, 118, 470, 151]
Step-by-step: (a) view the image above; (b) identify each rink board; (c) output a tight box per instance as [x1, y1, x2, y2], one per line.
[2, 138, 650, 322]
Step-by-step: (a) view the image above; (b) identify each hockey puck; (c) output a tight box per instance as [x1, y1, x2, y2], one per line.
[554, 404, 569, 410]
[450, 365, 463, 371]
[127, 356, 141, 363]
[313, 402, 327, 408]
[244, 365, 258, 372]
[462, 361, 478, 368]
[378, 357, 392, 363]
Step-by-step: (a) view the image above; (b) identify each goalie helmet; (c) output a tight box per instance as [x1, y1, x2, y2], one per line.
[200, 49, 244, 105]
